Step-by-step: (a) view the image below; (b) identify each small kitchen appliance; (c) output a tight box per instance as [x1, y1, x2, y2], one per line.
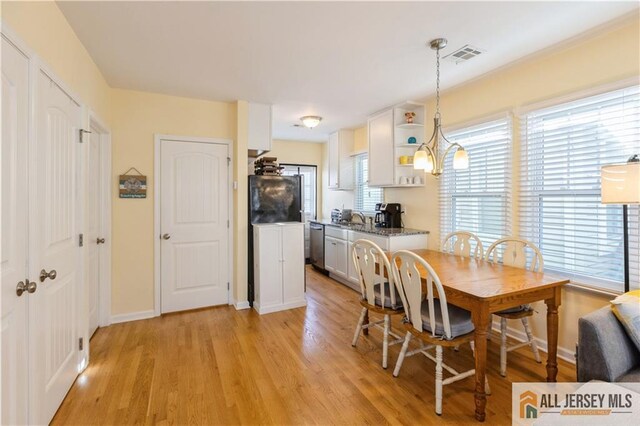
[331, 209, 342, 224]
[374, 203, 403, 228]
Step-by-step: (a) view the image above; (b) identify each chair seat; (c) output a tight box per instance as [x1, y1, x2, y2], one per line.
[373, 284, 403, 310]
[420, 299, 475, 339]
[496, 304, 531, 315]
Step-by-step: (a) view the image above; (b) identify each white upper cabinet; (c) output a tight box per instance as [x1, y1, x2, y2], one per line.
[327, 129, 354, 190]
[368, 109, 394, 187]
[367, 101, 426, 187]
[248, 102, 272, 157]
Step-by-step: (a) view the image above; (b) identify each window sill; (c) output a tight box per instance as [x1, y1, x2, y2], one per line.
[564, 280, 622, 298]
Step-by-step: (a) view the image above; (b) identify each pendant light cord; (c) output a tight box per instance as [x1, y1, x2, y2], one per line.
[435, 45, 441, 119]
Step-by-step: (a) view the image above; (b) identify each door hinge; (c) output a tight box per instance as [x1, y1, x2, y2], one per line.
[79, 337, 84, 351]
[227, 157, 231, 165]
[78, 233, 84, 247]
[227, 282, 230, 290]
[79, 129, 92, 143]
[227, 220, 230, 228]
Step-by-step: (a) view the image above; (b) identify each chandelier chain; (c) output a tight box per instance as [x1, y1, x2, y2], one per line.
[435, 44, 441, 118]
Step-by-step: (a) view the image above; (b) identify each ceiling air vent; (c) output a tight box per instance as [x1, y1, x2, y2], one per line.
[444, 45, 485, 64]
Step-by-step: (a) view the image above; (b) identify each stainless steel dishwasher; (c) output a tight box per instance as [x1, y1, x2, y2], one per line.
[309, 222, 326, 272]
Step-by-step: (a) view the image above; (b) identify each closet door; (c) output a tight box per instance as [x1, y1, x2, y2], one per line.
[1, 34, 30, 426]
[29, 70, 82, 425]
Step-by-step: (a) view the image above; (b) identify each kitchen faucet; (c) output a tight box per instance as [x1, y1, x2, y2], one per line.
[351, 211, 366, 224]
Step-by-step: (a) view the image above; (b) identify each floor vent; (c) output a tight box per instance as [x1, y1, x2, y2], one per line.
[444, 45, 484, 64]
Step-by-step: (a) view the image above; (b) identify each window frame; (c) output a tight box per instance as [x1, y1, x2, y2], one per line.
[280, 163, 318, 220]
[518, 83, 640, 292]
[439, 114, 513, 253]
[353, 153, 384, 213]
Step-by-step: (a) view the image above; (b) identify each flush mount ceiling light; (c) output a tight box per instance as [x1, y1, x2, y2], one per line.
[300, 115, 322, 129]
[414, 38, 469, 177]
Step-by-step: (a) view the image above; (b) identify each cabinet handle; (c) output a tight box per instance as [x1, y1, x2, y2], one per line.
[39, 269, 57, 283]
[16, 280, 36, 296]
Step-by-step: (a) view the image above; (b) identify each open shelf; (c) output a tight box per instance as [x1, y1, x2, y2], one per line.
[396, 143, 420, 148]
[396, 123, 424, 129]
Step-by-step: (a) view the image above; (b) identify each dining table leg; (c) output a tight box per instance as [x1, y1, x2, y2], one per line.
[471, 305, 490, 422]
[545, 287, 562, 382]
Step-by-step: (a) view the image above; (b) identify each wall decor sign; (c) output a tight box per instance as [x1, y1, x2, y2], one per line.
[119, 167, 147, 198]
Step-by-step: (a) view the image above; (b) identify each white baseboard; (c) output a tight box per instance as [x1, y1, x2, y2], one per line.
[110, 310, 156, 324]
[491, 320, 576, 365]
[254, 299, 307, 315]
[234, 301, 250, 310]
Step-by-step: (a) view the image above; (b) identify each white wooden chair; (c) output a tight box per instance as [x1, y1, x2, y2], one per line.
[485, 237, 543, 376]
[351, 239, 404, 369]
[391, 250, 490, 416]
[442, 231, 484, 259]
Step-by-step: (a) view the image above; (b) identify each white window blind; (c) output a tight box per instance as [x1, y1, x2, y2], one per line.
[520, 85, 640, 291]
[440, 117, 512, 252]
[354, 154, 383, 212]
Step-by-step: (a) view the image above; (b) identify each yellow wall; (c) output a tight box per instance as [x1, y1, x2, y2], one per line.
[1, 0, 111, 123]
[110, 89, 236, 314]
[342, 18, 640, 358]
[2, 1, 249, 314]
[270, 140, 324, 219]
[353, 127, 367, 154]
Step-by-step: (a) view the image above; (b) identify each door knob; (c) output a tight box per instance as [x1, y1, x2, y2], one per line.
[39, 269, 57, 282]
[97, 237, 105, 244]
[162, 233, 171, 240]
[16, 280, 37, 296]
[16, 281, 26, 296]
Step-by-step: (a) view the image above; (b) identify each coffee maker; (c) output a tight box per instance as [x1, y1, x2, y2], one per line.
[374, 203, 403, 228]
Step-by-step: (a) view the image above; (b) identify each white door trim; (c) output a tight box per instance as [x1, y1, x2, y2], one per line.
[153, 134, 234, 317]
[88, 111, 112, 328]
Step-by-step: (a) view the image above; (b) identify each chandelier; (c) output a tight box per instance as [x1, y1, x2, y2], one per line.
[414, 38, 469, 176]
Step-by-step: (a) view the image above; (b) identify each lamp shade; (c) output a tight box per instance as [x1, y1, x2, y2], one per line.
[453, 148, 469, 170]
[413, 149, 429, 170]
[601, 162, 640, 204]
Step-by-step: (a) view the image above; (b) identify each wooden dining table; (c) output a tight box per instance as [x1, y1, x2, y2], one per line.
[384, 249, 569, 422]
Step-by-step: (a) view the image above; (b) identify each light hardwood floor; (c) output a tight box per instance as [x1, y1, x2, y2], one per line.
[52, 266, 574, 425]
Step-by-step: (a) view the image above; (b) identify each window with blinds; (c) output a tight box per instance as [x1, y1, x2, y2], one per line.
[520, 85, 640, 291]
[440, 116, 512, 252]
[281, 164, 317, 220]
[354, 154, 383, 212]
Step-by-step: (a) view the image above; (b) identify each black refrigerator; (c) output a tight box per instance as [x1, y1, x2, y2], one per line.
[248, 175, 303, 305]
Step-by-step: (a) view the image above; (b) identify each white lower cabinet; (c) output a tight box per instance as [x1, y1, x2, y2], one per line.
[253, 223, 307, 314]
[324, 225, 429, 291]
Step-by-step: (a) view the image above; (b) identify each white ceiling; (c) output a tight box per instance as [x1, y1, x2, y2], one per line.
[58, 1, 638, 142]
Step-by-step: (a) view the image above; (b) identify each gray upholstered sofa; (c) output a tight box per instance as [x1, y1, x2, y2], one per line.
[577, 306, 640, 382]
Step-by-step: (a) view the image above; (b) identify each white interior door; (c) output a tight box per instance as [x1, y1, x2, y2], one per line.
[85, 126, 102, 336]
[29, 70, 82, 425]
[1, 35, 30, 426]
[160, 139, 229, 313]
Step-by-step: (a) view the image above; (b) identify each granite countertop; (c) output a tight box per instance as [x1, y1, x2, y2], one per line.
[310, 220, 429, 237]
